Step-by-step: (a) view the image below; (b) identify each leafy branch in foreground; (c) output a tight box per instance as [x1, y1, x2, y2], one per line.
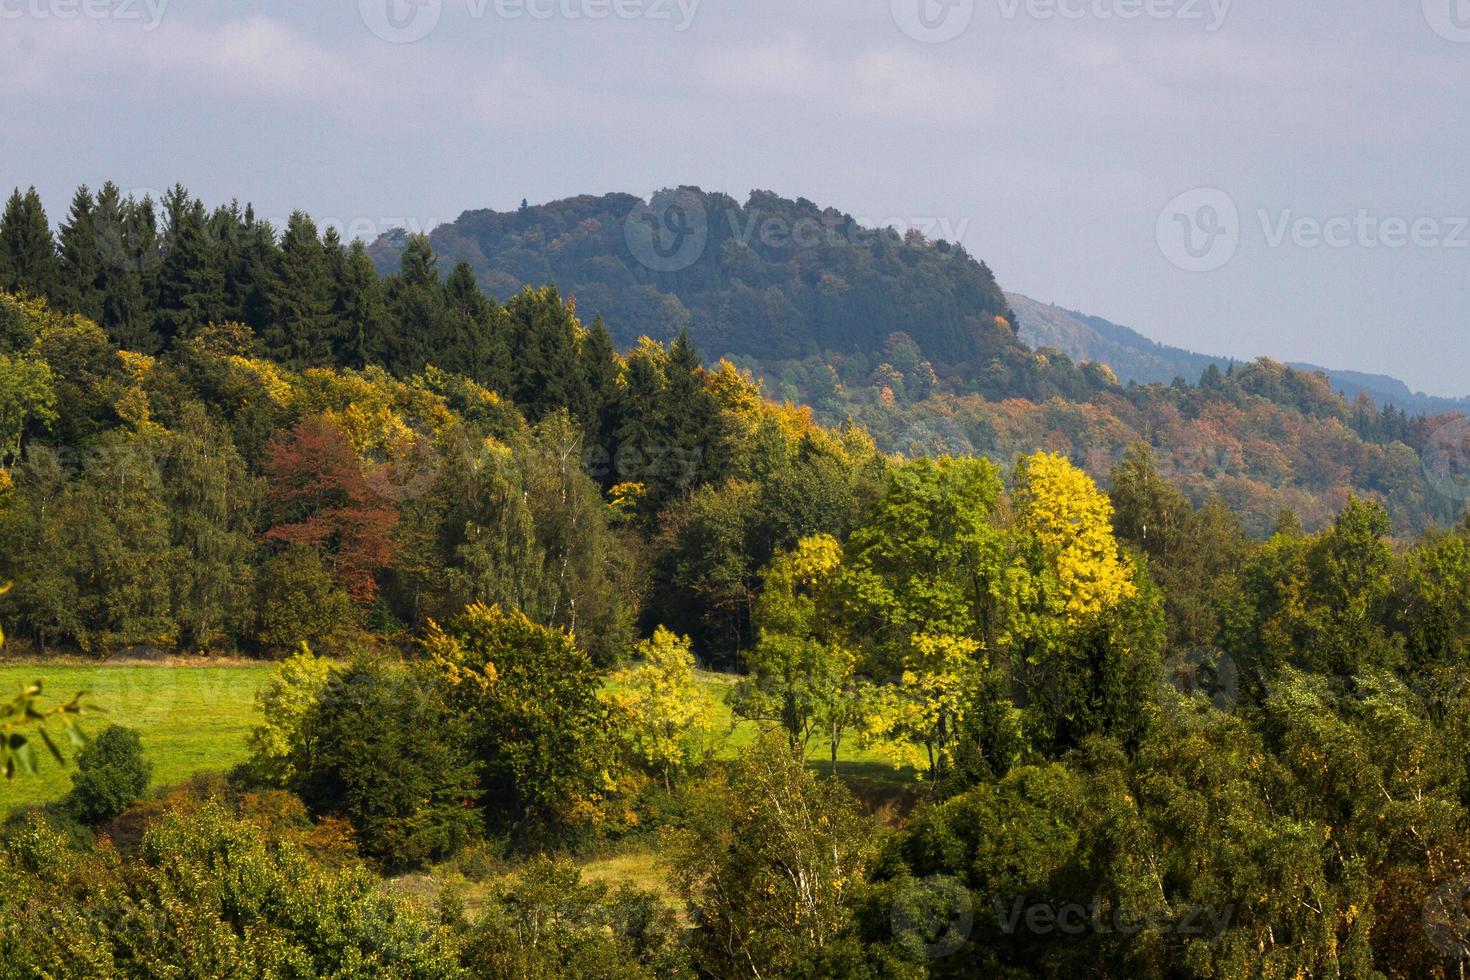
[0, 581, 99, 778]
[0, 681, 96, 779]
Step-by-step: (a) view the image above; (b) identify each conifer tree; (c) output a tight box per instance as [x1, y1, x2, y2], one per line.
[263, 212, 335, 367]
[91, 186, 160, 351]
[332, 240, 391, 369]
[57, 186, 103, 320]
[0, 187, 60, 299]
[152, 186, 224, 345]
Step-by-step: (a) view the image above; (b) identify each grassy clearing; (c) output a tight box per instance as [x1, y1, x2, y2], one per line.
[0, 663, 270, 812]
[2, 664, 914, 818]
[687, 671, 916, 785]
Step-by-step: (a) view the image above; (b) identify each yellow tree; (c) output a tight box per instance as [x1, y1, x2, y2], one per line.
[610, 627, 716, 789]
[1013, 451, 1135, 620]
[1011, 452, 1162, 754]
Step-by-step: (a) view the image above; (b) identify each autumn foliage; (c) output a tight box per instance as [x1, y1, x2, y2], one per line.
[261, 415, 398, 603]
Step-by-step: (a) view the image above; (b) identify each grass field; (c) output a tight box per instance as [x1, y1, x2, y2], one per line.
[2, 663, 911, 815]
[0, 664, 271, 812]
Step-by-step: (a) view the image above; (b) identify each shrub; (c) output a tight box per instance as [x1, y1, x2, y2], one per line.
[64, 724, 152, 824]
[244, 643, 333, 786]
[295, 659, 480, 869]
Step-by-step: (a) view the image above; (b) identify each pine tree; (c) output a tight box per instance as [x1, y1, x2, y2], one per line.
[506, 286, 592, 424]
[262, 212, 335, 367]
[444, 260, 510, 391]
[0, 187, 60, 299]
[332, 240, 391, 370]
[57, 186, 103, 320]
[382, 234, 445, 374]
[90, 184, 156, 351]
[152, 185, 224, 345]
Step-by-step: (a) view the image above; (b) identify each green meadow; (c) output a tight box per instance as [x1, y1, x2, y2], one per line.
[0, 664, 271, 811]
[3, 664, 911, 814]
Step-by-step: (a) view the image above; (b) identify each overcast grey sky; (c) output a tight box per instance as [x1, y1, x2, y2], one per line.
[4, 0, 1469, 394]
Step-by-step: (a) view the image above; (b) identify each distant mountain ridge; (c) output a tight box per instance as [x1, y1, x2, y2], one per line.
[1008, 292, 1470, 416]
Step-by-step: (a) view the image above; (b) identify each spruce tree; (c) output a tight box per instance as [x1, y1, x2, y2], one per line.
[263, 212, 335, 367]
[91, 184, 156, 351]
[0, 187, 60, 299]
[57, 185, 103, 320]
[332, 240, 391, 370]
[153, 186, 224, 345]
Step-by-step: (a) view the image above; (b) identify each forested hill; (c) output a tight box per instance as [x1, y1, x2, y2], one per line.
[2, 181, 1468, 537]
[1009, 291, 1470, 416]
[370, 188, 1020, 368]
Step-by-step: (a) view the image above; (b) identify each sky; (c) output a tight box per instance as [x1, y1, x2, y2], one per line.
[4, 0, 1469, 394]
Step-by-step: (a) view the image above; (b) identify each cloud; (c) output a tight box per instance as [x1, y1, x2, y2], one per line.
[0, 14, 367, 106]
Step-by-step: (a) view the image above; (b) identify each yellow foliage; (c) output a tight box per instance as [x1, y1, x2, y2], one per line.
[1013, 451, 1135, 619]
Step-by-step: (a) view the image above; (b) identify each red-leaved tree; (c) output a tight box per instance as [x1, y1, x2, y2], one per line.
[261, 416, 398, 603]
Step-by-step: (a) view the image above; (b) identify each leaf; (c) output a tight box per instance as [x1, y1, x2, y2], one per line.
[37, 726, 64, 765]
[8, 733, 36, 776]
[64, 720, 88, 748]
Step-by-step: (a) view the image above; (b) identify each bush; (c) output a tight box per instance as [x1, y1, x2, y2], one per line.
[295, 659, 480, 870]
[64, 725, 152, 824]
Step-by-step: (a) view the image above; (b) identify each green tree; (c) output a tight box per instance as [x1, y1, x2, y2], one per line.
[423, 603, 619, 834]
[56, 185, 103, 321]
[732, 534, 863, 772]
[64, 724, 152, 823]
[262, 211, 336, 367]
[669, 731, 875, 978]
[0, 187, 59, 299]
[252, 545, 356, 653]
[296, 660, 480, 869]
[152, 185, 224, 344]
[0, 352, 56, 466]
[161, 409, 258, 649]
[245, 643, 334, 786]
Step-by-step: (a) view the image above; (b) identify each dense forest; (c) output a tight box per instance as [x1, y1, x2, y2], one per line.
[380, 188, 1468, 537]
[4, 182, 1470, 977]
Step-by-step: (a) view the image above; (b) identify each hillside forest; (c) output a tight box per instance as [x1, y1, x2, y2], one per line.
[2, 183, 1470, 977]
